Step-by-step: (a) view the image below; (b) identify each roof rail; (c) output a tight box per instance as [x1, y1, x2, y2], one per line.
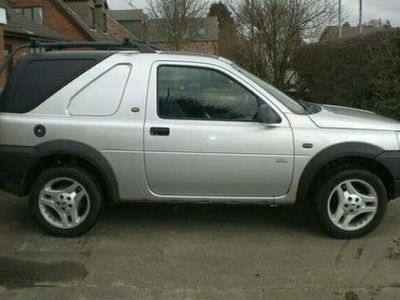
[31, 38, 159, 53]
[0, 38, 159, 78]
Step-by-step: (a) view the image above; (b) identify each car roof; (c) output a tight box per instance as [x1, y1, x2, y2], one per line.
[159, 51, 219, 59]
[29, 50, 229, 64]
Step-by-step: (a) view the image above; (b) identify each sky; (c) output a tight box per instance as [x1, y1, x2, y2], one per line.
[108, 0, 400, 27]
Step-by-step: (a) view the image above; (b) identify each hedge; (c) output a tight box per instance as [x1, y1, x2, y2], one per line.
[293, 29, 400, 120]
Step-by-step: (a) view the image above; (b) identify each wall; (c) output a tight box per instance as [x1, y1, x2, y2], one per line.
[184, 41, 218, 54]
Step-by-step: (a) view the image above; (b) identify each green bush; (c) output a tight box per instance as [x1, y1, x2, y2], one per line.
[293, 29, 400, 119]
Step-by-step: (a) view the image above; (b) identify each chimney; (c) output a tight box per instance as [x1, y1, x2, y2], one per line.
[94, 0, 106, 32]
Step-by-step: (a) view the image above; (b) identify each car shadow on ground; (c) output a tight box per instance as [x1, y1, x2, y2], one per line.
[0, 194, 325, 238]
[97, 201, 325, 237]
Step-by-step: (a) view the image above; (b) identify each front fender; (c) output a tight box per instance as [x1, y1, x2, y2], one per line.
[296, 142, 386, 202]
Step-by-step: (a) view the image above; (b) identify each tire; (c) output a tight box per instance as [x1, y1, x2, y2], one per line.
[29, 166, 104, 237]
[314, 168, 387, 239]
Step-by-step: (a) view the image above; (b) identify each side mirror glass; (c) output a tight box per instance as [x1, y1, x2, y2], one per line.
[257, 104, 282, 124]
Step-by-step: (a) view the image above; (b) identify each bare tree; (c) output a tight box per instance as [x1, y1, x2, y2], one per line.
[146, 0, 208, 50]
[232, 0, 336, 90]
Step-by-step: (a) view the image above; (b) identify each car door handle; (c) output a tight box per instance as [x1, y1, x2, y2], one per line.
[150, 127, 170, 136]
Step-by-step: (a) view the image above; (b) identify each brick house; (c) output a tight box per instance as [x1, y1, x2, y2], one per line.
[148, 17, 219, 54]
[108, 9, 146, 41]
[320, 22, 388, 41]
[109, 9, 219, 54]
[0, 0, 139, 86]
[7, 0, 138, 41]
[0, 3, 63, 86]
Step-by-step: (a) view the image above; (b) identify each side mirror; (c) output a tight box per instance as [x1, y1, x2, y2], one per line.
[257, 104, 282, 124]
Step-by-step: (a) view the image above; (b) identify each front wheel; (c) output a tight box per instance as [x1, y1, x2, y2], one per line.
[315, 169, 387, 239]
[29, 166, 103, 237]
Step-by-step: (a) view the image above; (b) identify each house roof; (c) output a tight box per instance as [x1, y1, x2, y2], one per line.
[51, 0, 115, 42]
[5, 7, 64, 40]
[50, 0, 137, 42]
[104, 10, 140, 40]
[108, 9, 218, 43]
[320, 25, 386, 41]
[148, 16, 219, 43]
[108, 9, 145, 21]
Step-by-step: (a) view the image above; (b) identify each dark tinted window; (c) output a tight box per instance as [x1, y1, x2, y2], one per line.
[0, 59, 97, 113]
[158, 66, 260, 121]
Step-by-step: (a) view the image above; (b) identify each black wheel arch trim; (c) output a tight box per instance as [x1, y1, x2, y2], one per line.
[296, 142, 400, 202]
[375, 151, 400, 179]
[0, 140, 119, 202]
[31, 140, 120, 202]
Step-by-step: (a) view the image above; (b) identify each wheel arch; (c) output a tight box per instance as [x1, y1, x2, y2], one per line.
[296, 142, 396, 204]
[23, 140, 119, 203]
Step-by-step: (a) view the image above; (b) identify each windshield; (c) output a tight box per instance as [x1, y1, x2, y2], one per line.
[232, 64, 306, 114]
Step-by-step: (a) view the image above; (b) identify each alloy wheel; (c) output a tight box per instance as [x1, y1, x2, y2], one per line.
[327, 179, 378, 231]
[38, 177, 91, 229]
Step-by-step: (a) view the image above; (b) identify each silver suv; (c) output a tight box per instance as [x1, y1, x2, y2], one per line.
[0, 41, 399, 238]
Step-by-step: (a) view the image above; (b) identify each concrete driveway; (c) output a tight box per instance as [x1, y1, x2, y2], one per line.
[1, 191, 400, 300]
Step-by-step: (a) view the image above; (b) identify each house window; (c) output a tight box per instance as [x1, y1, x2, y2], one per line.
[102, 13, 107, 32]
[15, 7, 43, 24]
[89, 7, 95, 29]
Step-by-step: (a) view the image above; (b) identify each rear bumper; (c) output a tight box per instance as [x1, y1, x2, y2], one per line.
[0, 146, 37, 196]
[376, 151, 400, 200]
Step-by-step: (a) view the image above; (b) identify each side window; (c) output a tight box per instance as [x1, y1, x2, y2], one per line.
[68, 64, 131, 116]
[0, 58, 99, 113]
[157, 66, 261, 121]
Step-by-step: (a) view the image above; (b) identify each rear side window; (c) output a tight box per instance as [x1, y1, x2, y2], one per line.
[68, 64, 132, 116]
[0, 59, 99, 113]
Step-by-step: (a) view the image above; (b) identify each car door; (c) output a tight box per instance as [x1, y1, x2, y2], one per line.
[144, 62, 294, 198]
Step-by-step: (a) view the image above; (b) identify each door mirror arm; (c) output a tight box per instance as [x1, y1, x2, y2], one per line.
[257, 104, 282, 124]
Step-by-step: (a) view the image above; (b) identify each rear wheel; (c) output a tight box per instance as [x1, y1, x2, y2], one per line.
[314, 169, 387, 239]
[30, 166, 103, 237]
